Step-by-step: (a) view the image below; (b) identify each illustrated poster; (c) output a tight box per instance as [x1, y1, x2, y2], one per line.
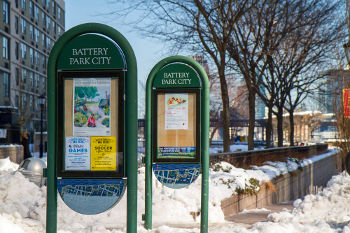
[91, 136, 117, 171]
[73, 78, 111, 136]
[164, 93, 188, 130]
[65, 137, 90, 170]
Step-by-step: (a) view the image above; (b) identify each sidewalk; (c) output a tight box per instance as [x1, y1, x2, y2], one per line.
[225, 202, 294, 226]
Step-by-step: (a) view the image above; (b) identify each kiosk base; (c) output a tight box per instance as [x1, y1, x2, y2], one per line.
[57, 178, 126, 215]
[152, 163, 200, 189]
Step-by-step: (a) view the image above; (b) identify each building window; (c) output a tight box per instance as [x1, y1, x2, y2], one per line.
[2, 37, 8, 59]
[57, 7, 61, 20]
[22, 94, 26, 108]
[46, 37, 50, 49]
[34, 73, 39, 87]
[3, 0, 9, 24]
[34, 50, 39, 65]
[20, 17, 26, 34]
[41, 75, 45, 89]
[51, 1, 55, 15]
[34, 28, 39, 42]
[15, 95, 19, 107]
[52, 21, 56, 34]
[21, 0, 26, 10]
[46, 16, 50, 30]
[3, 72, 9, 97]
[57, 26, 61, 35]
[34, 5, 39, 21]
[15, 42, 19, 60]
[29, 1, 33, 16]
[29, 71, 33, 88]
[21, 68, 26, 83]
[42, 11, 46, 28]
[16, 68, 19, 85]
[21, 43, 27, 59]
[46, 0, 49, 10]
[15, 16, 19, 34]
[29, 47, 34, 63]
[30, 24, 34, 40]
[42, 34, 45, 48]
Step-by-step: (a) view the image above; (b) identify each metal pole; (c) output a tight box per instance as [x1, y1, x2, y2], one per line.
[144, 75, 152, 229]
[200, 81, 210, 233]
[40, 103, 43, 158]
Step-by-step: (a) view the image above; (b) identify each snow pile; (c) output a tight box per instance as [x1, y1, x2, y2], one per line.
[0, 148, 345, 232]
[250, 171, 350, 233]
[210, 161, 270, 198]
[0, 157, 18, 174]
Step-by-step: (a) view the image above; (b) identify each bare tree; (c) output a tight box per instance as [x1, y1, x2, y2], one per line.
[107, 0, 257, 152]
[229, 0, 345, 147]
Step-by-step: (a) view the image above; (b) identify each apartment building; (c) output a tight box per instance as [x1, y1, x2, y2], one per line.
[0, 0, 65, 141]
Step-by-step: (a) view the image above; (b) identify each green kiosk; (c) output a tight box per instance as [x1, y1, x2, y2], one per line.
[144, 56, 210, 232]
[46, 23, 138, 232]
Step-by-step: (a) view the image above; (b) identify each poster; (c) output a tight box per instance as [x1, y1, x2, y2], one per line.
[344, 89, 350, 118]
[73, 78, 111, 136]
[91, 136, 117, 171]
[65, 137, 90, 170]
[164, 93, 188, 130]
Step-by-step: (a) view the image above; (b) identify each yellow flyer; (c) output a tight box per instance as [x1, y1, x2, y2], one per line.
[90, 136, 117, 171]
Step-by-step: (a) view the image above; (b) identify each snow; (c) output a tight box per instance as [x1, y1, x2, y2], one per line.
[0, 148, 346, 232]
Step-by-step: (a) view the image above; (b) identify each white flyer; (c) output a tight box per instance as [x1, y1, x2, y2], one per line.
[164, 93, 188, 130]
[65, 137, 90, 171]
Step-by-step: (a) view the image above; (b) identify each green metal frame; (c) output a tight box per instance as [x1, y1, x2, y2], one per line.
[144, 56, 210, 232]
[47, 23, 138, 233]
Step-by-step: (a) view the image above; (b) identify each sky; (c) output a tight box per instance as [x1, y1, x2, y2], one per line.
[65, 0, 171, 116]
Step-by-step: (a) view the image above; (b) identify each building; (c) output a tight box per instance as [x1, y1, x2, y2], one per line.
[0, 0, 65, 143]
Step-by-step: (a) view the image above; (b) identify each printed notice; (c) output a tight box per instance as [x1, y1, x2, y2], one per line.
[65, 137, 90, 170]
[91, 136, 117, 171]
[157, 146, 196, 159]
[73, 78, 111, 136]
[164, 93, 188, 130]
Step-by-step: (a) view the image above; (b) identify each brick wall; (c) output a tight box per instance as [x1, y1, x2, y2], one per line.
[0, 145, 24, 164]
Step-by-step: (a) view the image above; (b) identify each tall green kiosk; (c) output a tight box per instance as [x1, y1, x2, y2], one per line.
[144, 56, 210, 232]
[46, 23, 138, 232]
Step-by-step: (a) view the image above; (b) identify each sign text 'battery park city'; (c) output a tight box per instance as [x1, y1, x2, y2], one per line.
[69, 47, 112, 65]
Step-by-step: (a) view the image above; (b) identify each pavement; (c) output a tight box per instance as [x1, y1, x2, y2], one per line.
[225, 202, 294, 226]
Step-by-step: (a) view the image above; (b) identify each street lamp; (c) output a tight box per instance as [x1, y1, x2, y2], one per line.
[38, 94, 45, 158]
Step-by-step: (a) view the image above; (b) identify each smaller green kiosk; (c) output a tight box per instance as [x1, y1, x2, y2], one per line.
[144, 56, 210, 232]
[47, 23, 138, 233]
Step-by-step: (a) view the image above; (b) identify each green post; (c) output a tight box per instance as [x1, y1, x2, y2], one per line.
[144, 73, 153, 229]
[200, 69, 210, 233]
[47, 23, 137, 233]
[144, 56, 209, 232]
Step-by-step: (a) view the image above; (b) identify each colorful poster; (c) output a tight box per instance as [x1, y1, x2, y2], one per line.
[164, 93, 188, 130]
[73, 78, 111, 136]
[91, 136, 117, 171]
[157, 146, 196, 159]
[344, 89, 350, 118]
[65, 137, 90, 170]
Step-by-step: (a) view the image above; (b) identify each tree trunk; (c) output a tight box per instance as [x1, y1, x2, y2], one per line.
[248, 90, 256, 150]
[289, 111, 295, 146]
[209, 125, 219, 147]
[266, 104, 273, 148]
[277, 106, 284, 147]
[219, 68, 231, 152]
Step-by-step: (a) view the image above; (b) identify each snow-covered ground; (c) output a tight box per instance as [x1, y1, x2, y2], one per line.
[0, 148, 347, 233]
